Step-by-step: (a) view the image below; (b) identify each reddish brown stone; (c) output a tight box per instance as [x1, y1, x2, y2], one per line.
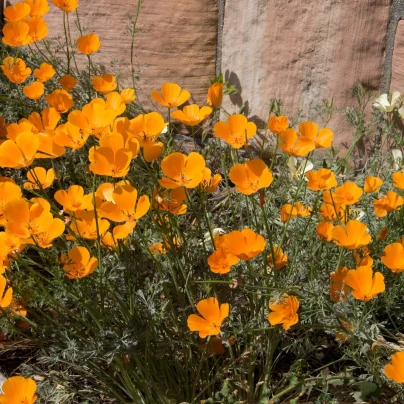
[391, 20, 404, 92]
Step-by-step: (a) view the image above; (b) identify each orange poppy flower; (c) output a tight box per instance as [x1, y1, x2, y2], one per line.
[207, 244, 240, 274]
[61, 246, 98, 279]
[54, 122, 90, 150]
[374, 191, 404, 218]
[305, 168, 338, 191]
[0, 132, 39, 168]
[198, 168, 222, 193]
[187, 297, 229, 338]
[55, 185, 93, 212]
[120, 88, 136, 104]
[0, 275, 13, 309]
[159, 152, 205, 189]
[0, 375, 37, 403]
[229, 159, 273, 195]
[59, 74, 77, 92]
[51, 0, 78, 13]
[100, 231, 120, 250]
[0, 181, 22, 226]
[27, 16, 48, 42]
[381, 242, 404, 273]
[333, 182, 363, 206]
[4, 2, 31, 22]
[2, 21, 32, 46]
[77, 33, 101, 55]
[222, 228, 266, 260]
[92, 74, 117, 95]
[353, 247, 374, 267]
[69, 210, 110, 240]
[199, 335, 226, 355]
[319, 200, 348, 222]
[364, 176, 383, 193]
[45, 89, 74, 113]
[330, 266, 350, 302]
[268, 294, 299, 330]
[385, 352, 404, 383]
[25, 0, 50, 17]
[332, 220, 371, 250]
[0, 232, 21, 273]
[171, 104, 212, 126]
[34, 62, 55, 82]
[89, 132, 133, 177]
[23, 81, 44, 100]
[151, 83, 190, 108]
[153, 187, 187, 215]
[207, 82, 223, 108]
[298, 121, 334, 149]
[27, 216, 65, 248]
[316, 221, 334, 241]
[392, 171, 404, 190]
[344, 266, 385, 301]
[24, 167, 54, 189]
[149, 242, 166, 255]
[1, 57, 31, 84]
[295, 202, 312, 217]
[278, 128, 315, 157]
[280, 203, 298, 223]
[267, 246, 288, 270]
[378, 226, 388, 240]
[267, 116, 289, 135]
[214, 114, 257, 149]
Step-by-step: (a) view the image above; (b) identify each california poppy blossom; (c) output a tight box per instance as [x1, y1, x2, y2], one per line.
[45, 89, 74, 113]
[4, 2, 31, 22]
[151, 83, 190, 108]
[54, 122, 90, 150]
[268, 294, 299, 330]
[61, 246, 98, 279]
[214, 114, 257, 149]
[268, 116, 288, 135]
[23, 81, 45, 100]
[0, 275, 13, 309]
[364, 176, 383, 193]
[2, 21, 32, 46]
[160, 152, 205, 189]
[153, 187, 187, 215]
[333, 182, 363, 206]
[344, 266, 385, 301]
[59, 74, 77, 92]
[267, 246, 288, 270]
[298, 121, 334, 149]
[0, 132, 40, 168]
[208, 246, 240, 274]
[381, 242, 404, 273]
[77, 33, 101, 55]
[69, 210, 110, 240]
[278, 129, 315, 157]
[330, 266, 350, 302]
[385, 352, 404, 383]
[92, 74, 117, 95]
[392, 171, 404, 190]
[222, 228, 266, 260]
[51, 0, 78, 13]
[295, 202, 312, 217]
[28, 217, 65, 248]
[229, 159, 273, 195]
[120, 88, 136, 104]
[34, 62, 55, 82]
[54, 185, 93, 212]
[305, 168, 338, 191]
[149, 242, 166, 255]
[0, 181, 22, 226]
[207, 82, 223, 108]
[1, 57, 31, 84]
[171, 104, 212, 127]
[24, 167, 54, 189]
[280, 203, 298, 223]
[198, 168, 222, 193]
[316, 221, 334, 241]
[187, 297, 229, 338]
[0, 375, 37, 403]
[374, 191, 404, 218]
[353, 247, 374, 267]
[332, 220, 371, 250]
[27, 16, 48, 42]
[25, 0, 50, 17]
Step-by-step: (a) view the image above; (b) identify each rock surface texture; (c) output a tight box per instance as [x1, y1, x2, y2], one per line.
[391, 20, 404, 92]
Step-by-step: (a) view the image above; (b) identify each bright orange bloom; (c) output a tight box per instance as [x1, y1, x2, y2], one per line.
[332, 220, 371, 250]
[333, 182, 363, 205]
[316, 221, 334, 241]
[354, 247, 374, 267]
[279, 128, 315, 157]
[229, 159, 273, 195]
[378, 226, 388, 240]
[295, 202, 312, 217]
[105, 92, 126, 116]
[45, 89, 74, 113]
[330, 266, 350, 302]
[61, 246, 98, 279]
[199, 168, 222, 193]
[199, 335, 226, 355]
[187, 297, 229, 338]
[385, 352, 404, 383]
[268, 116, 289, 135]
[101, 232, 120, 250]
[51, 0, 78, 13]
[0, 275, 13, 308]
[381, 241, 404, 273]
[27, 216, 65, 248]
[0, 232, 21, 273]
[4, 2, 31, 22]
[207, 82, 223, 108]
[159, 152, 205, 189]
[392, 171, 404, 190]
[0, 132, 39, 168]
[120, 88, 136, 104]
[2, 21, 31, 46]
[374, 191, 404, 218]
[222, 228, 266, 260]
[344, 266, 385, 301]
[54, 185, 93, 212]
[25, 0, 50, 17]
[305, 169, 338, 191]
[268, 294, 299, 330]
[364, 176, 383, 193]
[77, 33, 101, 55]
[34, 62, 55, 82]
[54, 122, 90, 150]
[298, 121, 334, 149]
[59, 74, 77, 92]
[89, 132, 133, 177]
[69, 210, 110, 240]
[319, 201, 348, 222]
[27, 16, 48, 42]
[92, 74, 117, 95]
[151, 83, 190, 108]
[267, 246, 288, 270]
[0, 181, 22, 226]
[171, 104, 212, 126]
[214, 114, 256, 149]
[153, 187, 187, 215]
[1, 57, 31, 84]
[23, 81, 44, 100]
[24, 167, 54, 189]
[0, 375, 37, 403]
[149, 242, 166, 255]
[280, 203, 298, 223]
